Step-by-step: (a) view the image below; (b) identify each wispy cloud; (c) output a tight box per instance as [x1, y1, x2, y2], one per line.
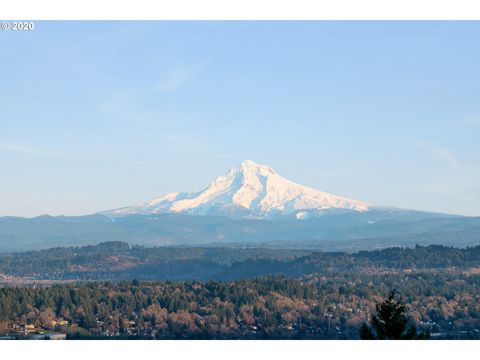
[154, 64, 205, 93]
[0, 144, 68, 158]
[98, 90, 167, 124]
[0, 141, 91, 160]
[415, 141, 459, 168]
[99, 91, 136, 115]
[371, 136, 460, 169]
[463, 117, 480, 126]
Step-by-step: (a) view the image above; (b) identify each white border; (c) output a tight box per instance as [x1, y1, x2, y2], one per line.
[1, 339, 479, 360]
[0, 0, 480, 20]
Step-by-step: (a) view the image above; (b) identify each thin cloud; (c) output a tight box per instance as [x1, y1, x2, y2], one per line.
[415, 141, 459, 168]
[154, 64, 205, 93]
[99, 91, 136, 115]
[464, 117, 480, 126]
[0, 143, 62, 157]
[0, 142, 81, 160]
[370, 136, 460, 169]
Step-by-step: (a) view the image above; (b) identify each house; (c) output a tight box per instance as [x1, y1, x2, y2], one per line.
[51, 320, 69, 327]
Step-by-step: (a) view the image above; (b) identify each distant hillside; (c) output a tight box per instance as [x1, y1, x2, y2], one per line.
[1, 242, 480, 282]
[0, 210, 479, 252]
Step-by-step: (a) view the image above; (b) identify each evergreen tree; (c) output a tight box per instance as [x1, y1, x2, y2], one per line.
[359, 323, 376, 339]
[360, 290, 428, 340]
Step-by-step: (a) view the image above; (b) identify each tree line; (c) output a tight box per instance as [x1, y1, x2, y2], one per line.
[1, 272, 479, 339]
[1, 243, 480, 281]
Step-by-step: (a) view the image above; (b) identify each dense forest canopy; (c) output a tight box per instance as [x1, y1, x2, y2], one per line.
[1, 243, 480, 339]
[1, 242, 480, 281]
[1, 273, 479, 339]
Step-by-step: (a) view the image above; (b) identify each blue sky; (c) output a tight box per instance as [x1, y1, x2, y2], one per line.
[1, 21, 479, 217]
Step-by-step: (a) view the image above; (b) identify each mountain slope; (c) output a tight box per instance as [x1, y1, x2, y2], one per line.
[2, 161, 476, 252]
[104, 160, 369, 219]
[0, 210, 477, 252]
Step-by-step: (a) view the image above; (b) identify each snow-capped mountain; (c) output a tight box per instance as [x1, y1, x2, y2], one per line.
[103, 160, 370, 219]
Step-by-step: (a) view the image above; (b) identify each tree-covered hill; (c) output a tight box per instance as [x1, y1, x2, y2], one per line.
[1, 242, 480, 281]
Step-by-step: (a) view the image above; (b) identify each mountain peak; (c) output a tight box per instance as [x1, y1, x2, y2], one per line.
[103, 160, 370, 219]
[239, 159, 277, 175]
[240, 159, 257, 167]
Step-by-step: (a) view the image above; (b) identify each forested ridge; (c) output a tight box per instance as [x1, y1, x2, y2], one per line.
[1, 242, 480, 281]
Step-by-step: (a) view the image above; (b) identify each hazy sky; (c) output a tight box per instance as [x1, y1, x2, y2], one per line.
[1, 21, 479, 217]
